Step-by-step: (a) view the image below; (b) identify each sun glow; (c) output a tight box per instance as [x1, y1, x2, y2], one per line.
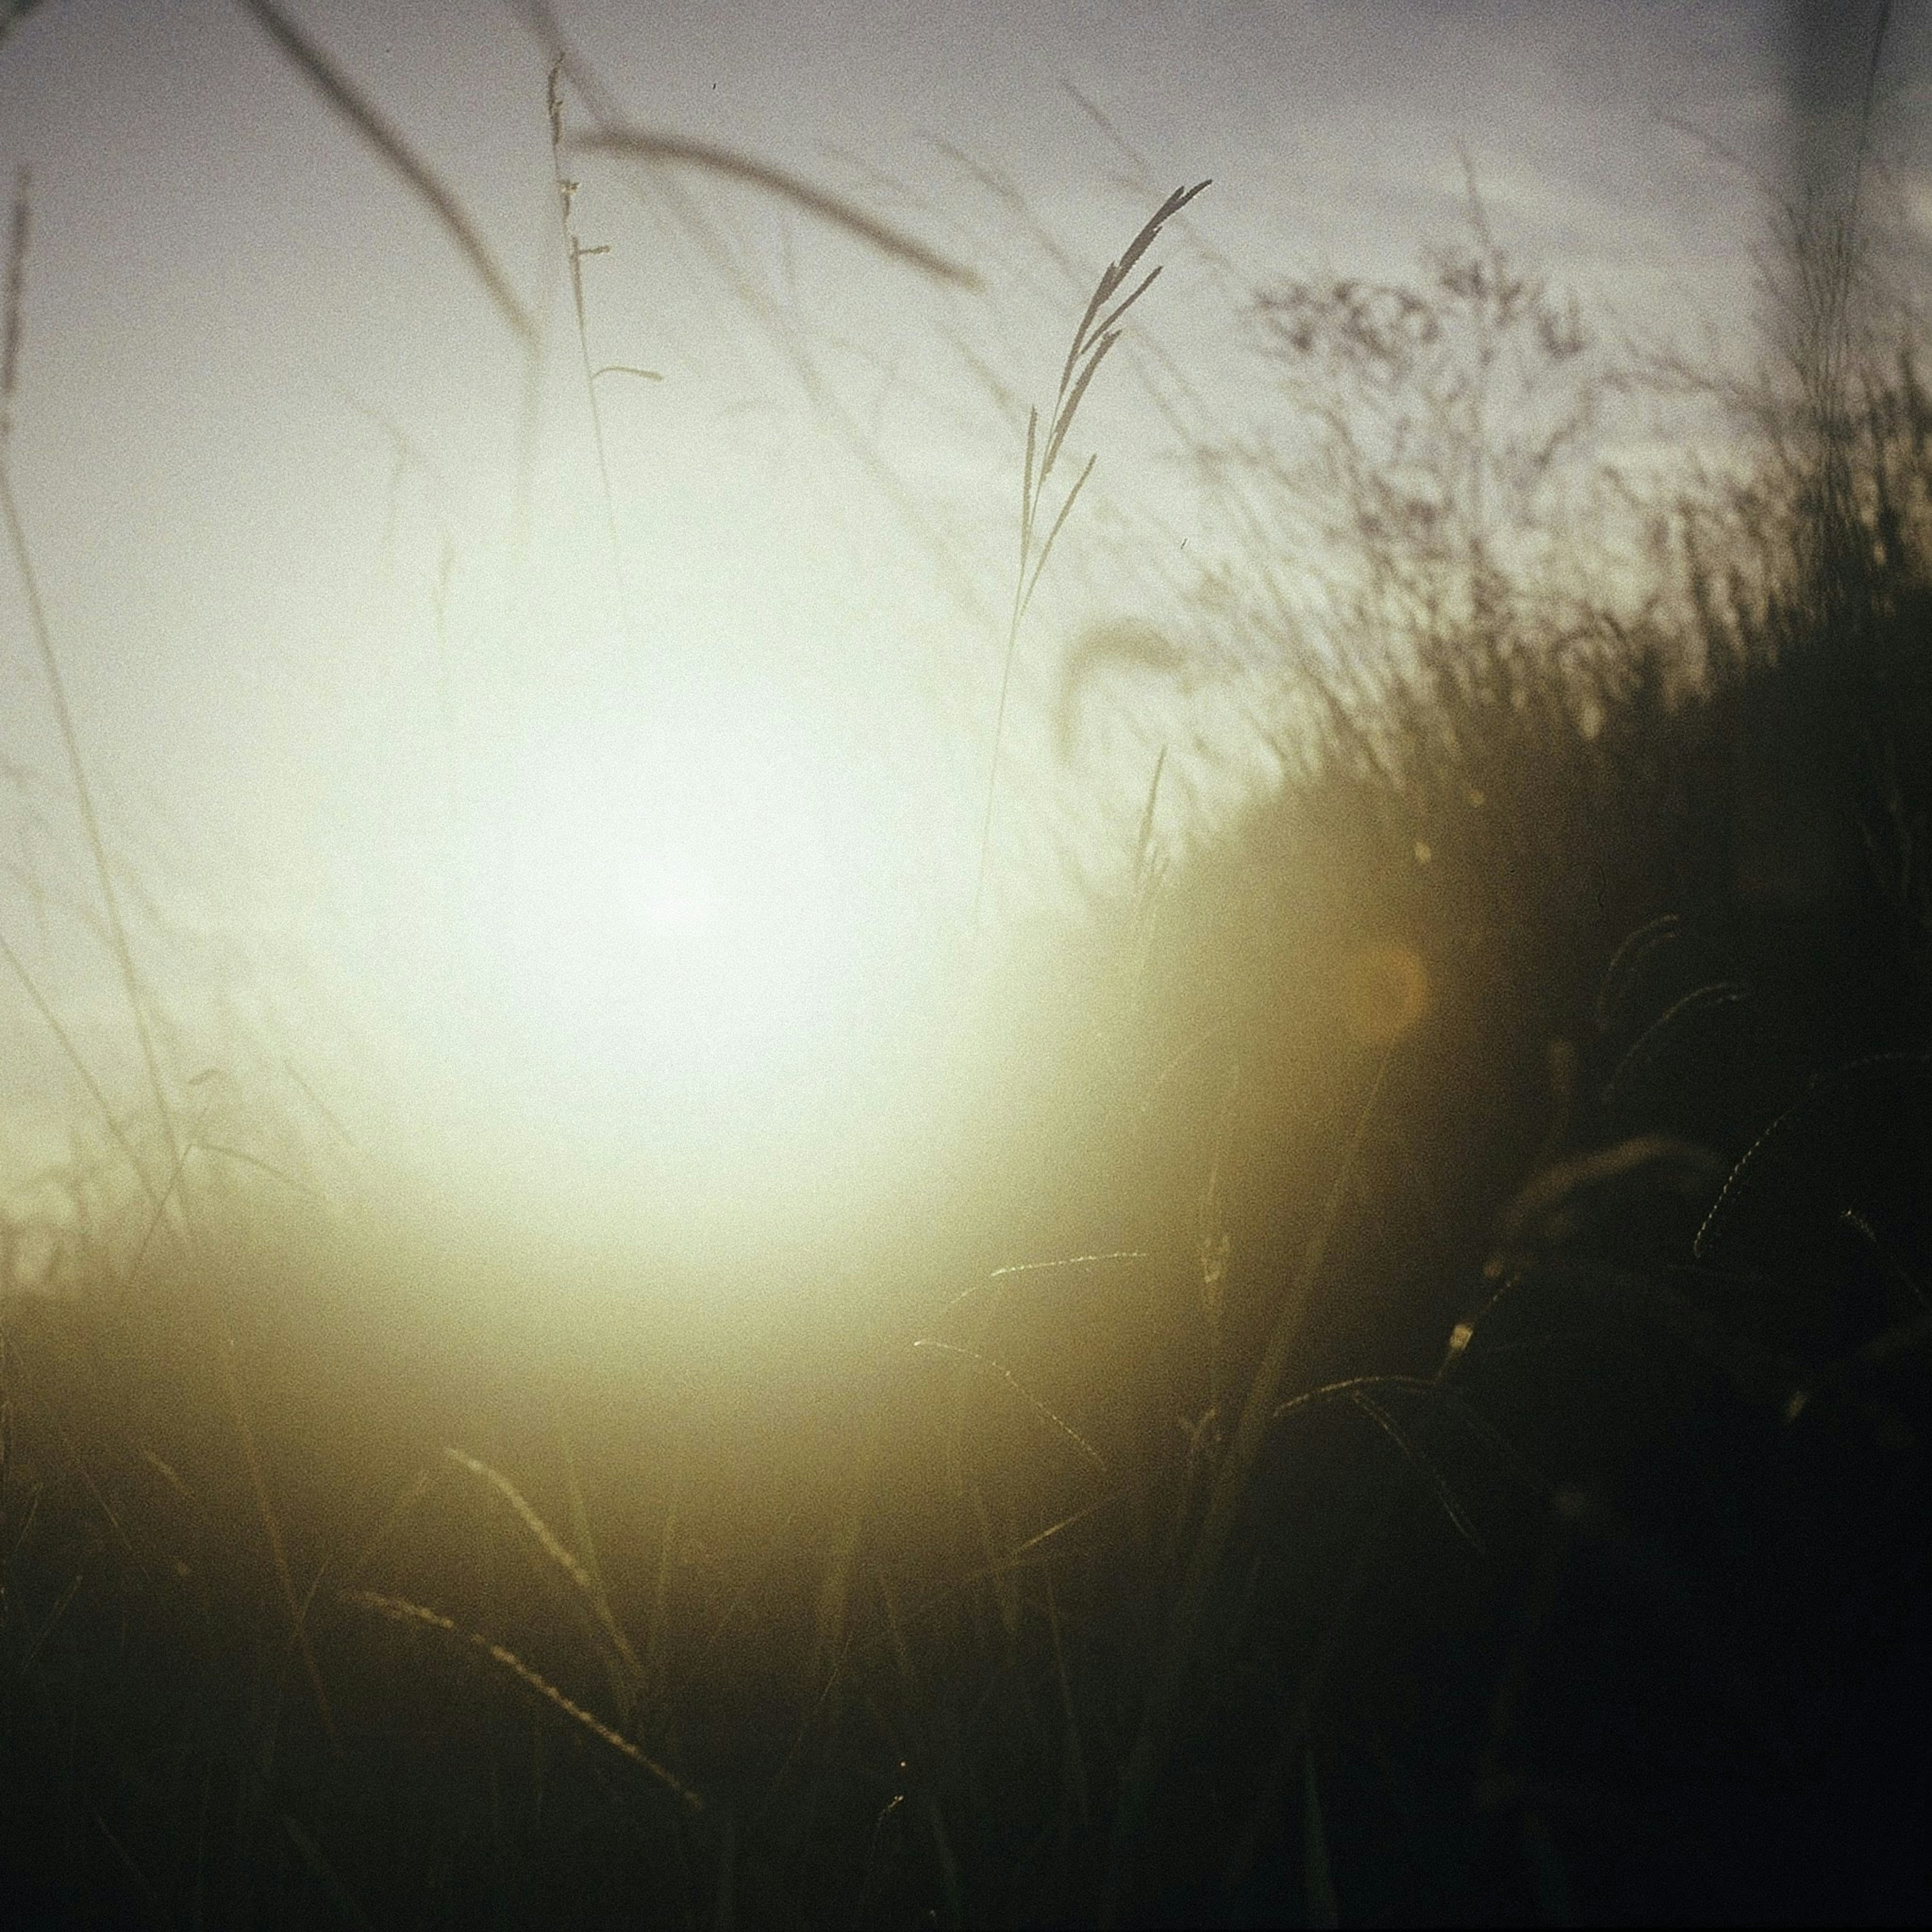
[288, 417, 986, 1244]
[468, 716, 868, 1104]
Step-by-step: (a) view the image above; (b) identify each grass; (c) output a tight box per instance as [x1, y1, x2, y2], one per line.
[7, 25, 1932, 1926]
[974, 179, 1209, 930]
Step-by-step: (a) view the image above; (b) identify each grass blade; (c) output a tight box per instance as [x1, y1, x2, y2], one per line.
[341, 1590, 699, 1809]
[239, 0, 535, 345]
[1, 465, 181, 1184]
[1021, 453, 1097, 617]
[913, 1338, 1108, 1474]
[442, 1448, 645, 1709]
[1303, 1748, 1340, 1929]
[1103, 1049, 1391, 1923]
[574, 128, 979, 288]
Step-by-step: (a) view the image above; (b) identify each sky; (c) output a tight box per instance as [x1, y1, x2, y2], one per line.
[0, 0, 1922, 1253]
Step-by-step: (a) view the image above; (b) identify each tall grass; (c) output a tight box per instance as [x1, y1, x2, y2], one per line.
[972, 181, 1206, 929]
[7, 33, 1932, 1927]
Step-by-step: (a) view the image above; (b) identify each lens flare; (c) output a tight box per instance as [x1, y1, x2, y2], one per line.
[1339, 940, 1430, 1048]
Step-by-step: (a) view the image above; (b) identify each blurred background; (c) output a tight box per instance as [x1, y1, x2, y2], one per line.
[0, 0, 1920, 1270]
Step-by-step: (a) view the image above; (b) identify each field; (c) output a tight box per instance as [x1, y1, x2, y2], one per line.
[5, 7, 1932, 1925]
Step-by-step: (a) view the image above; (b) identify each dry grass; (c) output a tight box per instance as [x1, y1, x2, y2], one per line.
[5, 26, 1932, 1923]
[240, 0, 537, 347]
[974, 181, 1208, 927]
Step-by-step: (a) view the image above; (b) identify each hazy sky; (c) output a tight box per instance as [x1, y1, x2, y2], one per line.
[0, 0, 1922, 1235]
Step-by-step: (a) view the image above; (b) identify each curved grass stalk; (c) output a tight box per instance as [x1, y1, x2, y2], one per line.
[239, 0, 534, 347]
[573, 128, 979, 290]
[972, 183, 1208, 929]
[442, 1446, 646, 1720]
[340, 1589, 699, 1809]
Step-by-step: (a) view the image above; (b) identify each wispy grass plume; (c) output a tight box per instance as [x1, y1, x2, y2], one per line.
[973, 181, 1207, 927]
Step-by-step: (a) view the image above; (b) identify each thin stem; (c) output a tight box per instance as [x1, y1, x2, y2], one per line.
[970, 407, 1041, 928]
[548, 61, 633, 635]
[1, 459, 181, 1185]
[242, 0, 534, 345]
[970, 187, 1204, 931]
[0, 921, 164, 1214]
[1102, 1048, 1392, 1923]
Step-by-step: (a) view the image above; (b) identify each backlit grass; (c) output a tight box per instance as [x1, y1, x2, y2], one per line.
[5, 21, 1932, 1926]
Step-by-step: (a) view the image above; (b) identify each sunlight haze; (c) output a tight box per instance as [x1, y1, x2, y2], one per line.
[0, 0, 1918, 1249]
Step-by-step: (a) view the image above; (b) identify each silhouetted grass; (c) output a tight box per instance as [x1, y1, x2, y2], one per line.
[7, 79, 1932, 1930]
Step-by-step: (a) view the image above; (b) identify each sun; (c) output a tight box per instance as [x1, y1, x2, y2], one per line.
[461, 710, 863, 1112]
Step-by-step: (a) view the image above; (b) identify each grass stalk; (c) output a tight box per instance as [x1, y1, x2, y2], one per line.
[340, 1589, 698, 1808]
[217, 1322, 341, 1755]
[443, 1445, 646, 1720]
[546, 59, 634, 631]
[572, 128, 980, 291]
[971, 183, 1205, 928]
[0, 923, 165, 1215]
[0, 463, 182, 1190]
[239, 0, 534, 347]
[1102, 1046, 1390, 1922]
[1, 161, 26, 447]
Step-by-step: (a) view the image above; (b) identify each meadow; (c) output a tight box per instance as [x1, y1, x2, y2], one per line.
[5, 12, 1932, 1926]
